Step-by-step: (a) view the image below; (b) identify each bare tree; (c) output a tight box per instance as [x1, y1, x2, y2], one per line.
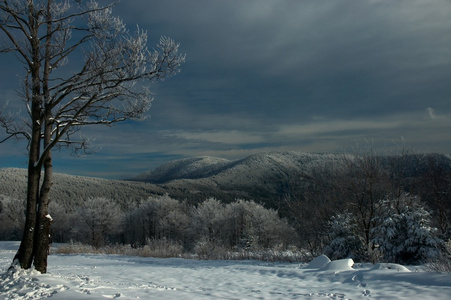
[418, 154, 451, 238]
[341, 148, 390, 249]
[76, 197, 122, 248]
[0, 0, 185, 273]
[0, 194, 26, 240]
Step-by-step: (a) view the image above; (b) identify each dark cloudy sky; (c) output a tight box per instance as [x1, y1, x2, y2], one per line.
[1, 0, 451, 179]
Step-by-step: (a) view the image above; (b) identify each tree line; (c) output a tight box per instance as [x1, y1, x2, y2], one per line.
[0, 195, 297, 258]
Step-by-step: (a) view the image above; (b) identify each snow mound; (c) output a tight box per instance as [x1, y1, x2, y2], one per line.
[371, 263, 411, 272]
[0, 266, 69, 299]
[305, 255, 354, 272]
[306, 254, 331, 269]
[321, 258, 354, 272]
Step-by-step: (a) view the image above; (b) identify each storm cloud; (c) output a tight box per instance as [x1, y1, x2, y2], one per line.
[1, 0, 451, 178]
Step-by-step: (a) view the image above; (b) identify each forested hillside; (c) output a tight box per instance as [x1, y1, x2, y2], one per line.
[1, 151, 450, 264]
[0, 168, 165, 209]
[0, 152, 345, 206]
[3, 151, 449, 208]
[133, 152, 345, 204]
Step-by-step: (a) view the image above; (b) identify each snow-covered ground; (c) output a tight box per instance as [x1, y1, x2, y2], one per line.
[1, 242, 451, 299]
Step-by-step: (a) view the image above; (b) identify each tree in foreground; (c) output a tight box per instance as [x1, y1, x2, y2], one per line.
[0, 0, 185, 273]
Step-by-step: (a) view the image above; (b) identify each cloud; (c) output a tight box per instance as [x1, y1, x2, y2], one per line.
[162, 130, 265, 145]
[3, 1, 451, 178]
[427, 107, 437, 120]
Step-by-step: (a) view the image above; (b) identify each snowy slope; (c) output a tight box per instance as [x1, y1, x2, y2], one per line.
[134, 151, 340, 184]
[1, 242, 451, 299]
[132, 156, 231, 183]
[166, 152, 343, 202]
[0, 168, 165, 209]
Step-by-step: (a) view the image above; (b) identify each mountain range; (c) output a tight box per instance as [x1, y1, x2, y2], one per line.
[130, 151, 345, 203]
[1, 151, 450, 209]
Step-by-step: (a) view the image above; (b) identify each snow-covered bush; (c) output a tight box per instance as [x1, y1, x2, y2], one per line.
[324, 212, 364, 260]
[371, 194, 441, 264]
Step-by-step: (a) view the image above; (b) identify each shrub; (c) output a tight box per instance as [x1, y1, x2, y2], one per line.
[193, 238, 230, 260]
[428, 239, 451, 272]
[138, 238, 184, 258]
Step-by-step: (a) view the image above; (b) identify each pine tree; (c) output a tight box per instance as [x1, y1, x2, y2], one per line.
[371, 194, 441, 264]
[324, 212, 364, 260]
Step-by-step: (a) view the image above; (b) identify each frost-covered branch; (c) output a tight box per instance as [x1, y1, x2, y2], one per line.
[0, 0, 186, 274]
[1, 0, 185, 157]
[0, 103, 30, 143]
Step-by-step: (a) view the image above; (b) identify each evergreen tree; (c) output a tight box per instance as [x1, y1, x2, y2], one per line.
[324, 212, 364, 260]
[371, 194, 441, 264]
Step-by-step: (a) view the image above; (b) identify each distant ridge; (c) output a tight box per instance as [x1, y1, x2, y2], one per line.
[132, 156, 231, 183]
[0, 168, 165, 209]
[0, 151, 343, 206]
[130, 151, 346, 202]
[1, 151, 450, 209]
[132, 151, 341, 184]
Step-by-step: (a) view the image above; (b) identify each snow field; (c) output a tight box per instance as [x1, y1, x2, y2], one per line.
[1, 242, 451, 299]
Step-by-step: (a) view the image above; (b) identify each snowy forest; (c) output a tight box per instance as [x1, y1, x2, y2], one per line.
[0, 150, 450, 267]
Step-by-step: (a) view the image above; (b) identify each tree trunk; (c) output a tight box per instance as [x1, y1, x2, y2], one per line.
[34, 146, 53, 273]
[13, 166, 40, 269]
[33, 0, 55, 273]
[12, 95, 42, 269]
[11, 1, 44, 271]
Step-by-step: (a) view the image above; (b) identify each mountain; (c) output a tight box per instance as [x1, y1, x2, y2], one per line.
[134, 152, 341, 183]
[131, 151, 451, 205]
[132, 151, 344, 203]
[131, 156, 231, 183]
